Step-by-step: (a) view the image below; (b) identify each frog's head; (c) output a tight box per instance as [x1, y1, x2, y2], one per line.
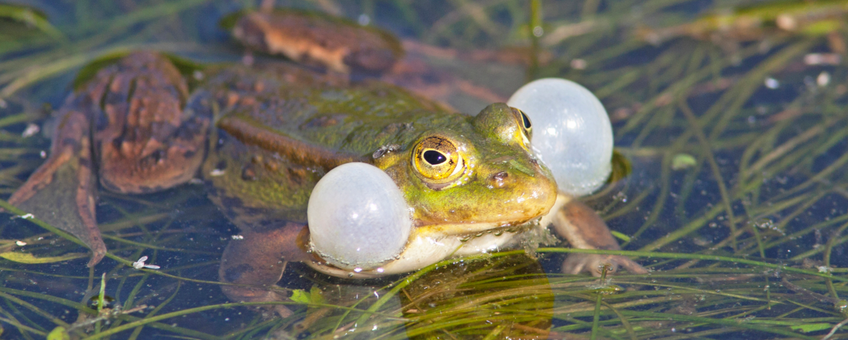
[377, 103, 558, 235]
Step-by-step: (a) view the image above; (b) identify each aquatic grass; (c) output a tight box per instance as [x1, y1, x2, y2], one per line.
[679, 99, 739, 250]
[0, 184, 228, 338]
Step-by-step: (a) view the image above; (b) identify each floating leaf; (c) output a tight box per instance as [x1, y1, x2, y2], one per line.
[0, 4, 63, 39]
[46, 327, 69, 340]
[309, 286, 325, 304]
[290, 289, 309, 304]
[608, 149, 632, 183]
[290, 286, 325, 304]
[0, 252, 87, 264]
[585, 284, 624, 295]
[672, 153, 697, 170]
[218, 9, 247, 30]
[790, 323, 833, 333]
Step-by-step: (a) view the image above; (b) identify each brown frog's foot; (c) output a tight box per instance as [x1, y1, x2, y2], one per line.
[221, 284, 293, 318]
[230, 9, 402, 73]
[544, 194, 648, 276]
[219, 223, 310, 318]
[561, 252, 648, 276]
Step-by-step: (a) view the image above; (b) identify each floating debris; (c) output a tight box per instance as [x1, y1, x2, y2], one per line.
[817, 72, 830, 86]
[21, 123, 39, 137]
[132, 256, 160, 270]
[804, 53, 841, 65]
[764, 77, 780, 89]
[357, 13, 370, 26]
[570, 58, 587, 70]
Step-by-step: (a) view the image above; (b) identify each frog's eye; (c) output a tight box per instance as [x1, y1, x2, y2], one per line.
[413, 136, 465, 183]
[512, 108, 533, 140]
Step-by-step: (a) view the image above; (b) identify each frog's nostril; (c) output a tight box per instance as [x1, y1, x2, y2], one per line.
[489, 171, 509, 188]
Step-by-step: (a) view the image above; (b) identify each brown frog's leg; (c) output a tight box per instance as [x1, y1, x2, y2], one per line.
[543, 194, 648, 276]
[219, 222, 311, 318]
[8, 96, 102, 266]
[230, 10, 402, 73]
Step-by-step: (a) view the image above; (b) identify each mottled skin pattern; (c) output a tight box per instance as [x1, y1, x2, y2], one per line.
[8, 53, 209, 266]
[8, 9, 646, 318]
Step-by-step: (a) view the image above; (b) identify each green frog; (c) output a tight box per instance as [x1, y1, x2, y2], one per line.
[8, 9, 645, 316]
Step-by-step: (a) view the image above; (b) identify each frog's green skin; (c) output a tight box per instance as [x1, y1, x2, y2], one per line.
[200, 64, 554, 234]
[8, 10, 646, 318]
[197, 62, 560, 285]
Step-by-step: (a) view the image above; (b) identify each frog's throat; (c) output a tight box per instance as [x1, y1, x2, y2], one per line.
[305, 219, 540, 278]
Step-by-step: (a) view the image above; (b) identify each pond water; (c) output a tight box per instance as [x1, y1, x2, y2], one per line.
[1, 0, 847, 339]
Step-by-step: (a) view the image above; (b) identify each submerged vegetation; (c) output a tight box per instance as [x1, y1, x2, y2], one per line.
[0, 0, 847, 338]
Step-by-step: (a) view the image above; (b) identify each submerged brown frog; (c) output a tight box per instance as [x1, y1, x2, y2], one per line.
[8, 9, 645, 315]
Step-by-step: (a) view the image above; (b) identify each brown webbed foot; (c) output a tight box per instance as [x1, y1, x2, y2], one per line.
[544, 194, 648, 276]
[221, 280, 292, 318]
[561, 253, 648, 276]
[219, 223, 310, 318]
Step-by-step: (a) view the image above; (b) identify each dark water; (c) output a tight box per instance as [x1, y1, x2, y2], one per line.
[1, 0, 847, 339]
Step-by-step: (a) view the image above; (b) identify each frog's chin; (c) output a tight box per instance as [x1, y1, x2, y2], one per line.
[305, 220, 539, 279]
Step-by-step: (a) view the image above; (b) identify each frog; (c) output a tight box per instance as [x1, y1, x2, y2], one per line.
[7, 8, 646, 317]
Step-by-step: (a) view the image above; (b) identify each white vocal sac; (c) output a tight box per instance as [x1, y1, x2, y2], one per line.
[507, 78, 613, 196]
[307, 162, 412, 271]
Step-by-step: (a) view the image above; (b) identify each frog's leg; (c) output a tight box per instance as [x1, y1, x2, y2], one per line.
[219, 223, 311, 318]
[8, 96, 102, 266]
[8, 52, 209, 267]
[543, 194, 648, 276]
[231, 9, 401, 73]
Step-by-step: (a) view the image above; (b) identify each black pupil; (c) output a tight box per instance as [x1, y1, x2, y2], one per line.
[521, 112, 532, 129]
[423, 150, 447, 165]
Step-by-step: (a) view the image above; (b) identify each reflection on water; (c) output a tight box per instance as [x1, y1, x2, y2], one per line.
[1, 0, 847, 339]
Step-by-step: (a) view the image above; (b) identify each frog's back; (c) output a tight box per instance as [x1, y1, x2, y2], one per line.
[196, 64, 460, 232]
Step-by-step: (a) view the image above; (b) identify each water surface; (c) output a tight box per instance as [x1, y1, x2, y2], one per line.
[1, 0, 847, 339]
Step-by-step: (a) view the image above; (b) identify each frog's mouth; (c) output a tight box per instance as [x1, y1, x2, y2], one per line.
[413, 216, 542, 237]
